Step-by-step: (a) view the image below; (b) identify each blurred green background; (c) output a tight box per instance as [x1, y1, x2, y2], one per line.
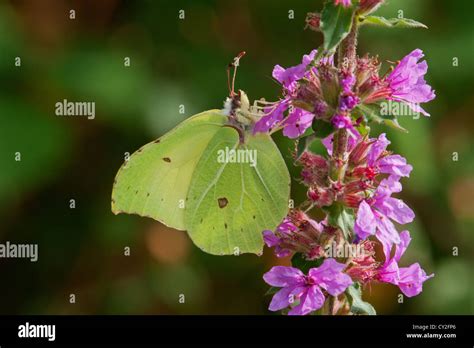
[0, 0, 472, 315]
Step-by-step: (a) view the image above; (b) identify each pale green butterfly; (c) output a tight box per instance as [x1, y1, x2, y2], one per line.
[111, 53, 290, 255]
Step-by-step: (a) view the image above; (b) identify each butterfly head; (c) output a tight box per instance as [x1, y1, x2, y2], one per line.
[222, 52, 257, 127]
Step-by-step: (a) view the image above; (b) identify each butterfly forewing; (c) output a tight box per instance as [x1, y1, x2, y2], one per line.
[111, 110, 226, 230]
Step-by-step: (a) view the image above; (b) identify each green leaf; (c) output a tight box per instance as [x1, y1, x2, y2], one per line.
[312, 119, 334, 138]
[346, 283, 376, 315]
[359, 16, 427, 29]
[356, 123, 370, 136]
[291, 253, 323, 273]
[295, 134, 316, 161]
[355, 103, 383, 123]
[306, 44, 327, 69]
[355, 104, 408, 133]
[320, 1, 355, 53]
[383, 118, 408, 133]
[326, 203, 354, 240]
[265, 287, 280, 296]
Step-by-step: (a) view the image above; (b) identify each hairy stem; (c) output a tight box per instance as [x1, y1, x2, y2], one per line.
[330, 14, 359, 182]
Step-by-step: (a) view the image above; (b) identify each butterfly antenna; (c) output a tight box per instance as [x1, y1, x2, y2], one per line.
[226, 63, 233, 96]
[227, 51, 246, 97]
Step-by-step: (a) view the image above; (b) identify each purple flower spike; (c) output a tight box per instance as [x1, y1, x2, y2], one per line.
[386, 49, 436, 116]
[378, 231, 434, 297]
[263, 259, 353, 315]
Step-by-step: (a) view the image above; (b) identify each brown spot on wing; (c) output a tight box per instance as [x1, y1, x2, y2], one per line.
[163, 157, 171, 162]
[218, 197, 229, 208]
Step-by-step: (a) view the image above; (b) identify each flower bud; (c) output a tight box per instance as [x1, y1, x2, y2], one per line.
[349, 138, 373, 165]
[307, 187, 320, 201]
[343, 193, 363, 208]
[305, 12, 321, 31]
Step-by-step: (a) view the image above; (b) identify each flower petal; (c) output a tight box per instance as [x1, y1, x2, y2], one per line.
[263, 230, 280, 248]
[263, 266, 304, 287]
[378, 258, 400, 285]
[394, 230, 411, 262]
[375, 213, 401, 247]
[288, 285, 325, 315]
[253, 100, 288, 133]
[380, 197, 415, 225]
[309, 258, 353, 296]
[354, 200, 376, 239]
[398, 263, 434, 297]
[268, 286, 293, 311]
[378, 154, 413, 177]
[282, 108, 314, 138]
[367, 133, 390, 166]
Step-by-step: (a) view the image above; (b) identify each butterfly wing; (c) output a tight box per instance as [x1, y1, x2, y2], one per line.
[185, 129, 290, 255]
[111, 110, 226, 230]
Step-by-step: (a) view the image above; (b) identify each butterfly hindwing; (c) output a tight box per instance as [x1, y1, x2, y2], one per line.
[185, 129, 290, 255]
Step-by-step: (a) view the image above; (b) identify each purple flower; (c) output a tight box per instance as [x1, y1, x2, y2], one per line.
[339, 93, 360, 111]
[263, 218, 298, 258]
[272, 50, 318, 90]
[263, 215, 322, 258]
[354, 176, 415, 250]
[332, 114, 353, 129]
[340, 73, 356, 93]
[314, 100, 328, 117]
[386, 49, 436, 116]
[377, 231, 434, 297]
[282, 108, 315, 138]
[254, 50, 334, 138]
[254, 50, 318, 138]
[366, 133, 413, 178]
[334, 0, 352, 7]
[252, 100, 288, 134]
[263, 259, 353, 315]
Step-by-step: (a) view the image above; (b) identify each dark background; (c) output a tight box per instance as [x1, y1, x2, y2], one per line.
[0, 0, 472, 314]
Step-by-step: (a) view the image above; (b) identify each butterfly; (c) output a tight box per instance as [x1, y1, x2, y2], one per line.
[111, 53, 290, 255]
